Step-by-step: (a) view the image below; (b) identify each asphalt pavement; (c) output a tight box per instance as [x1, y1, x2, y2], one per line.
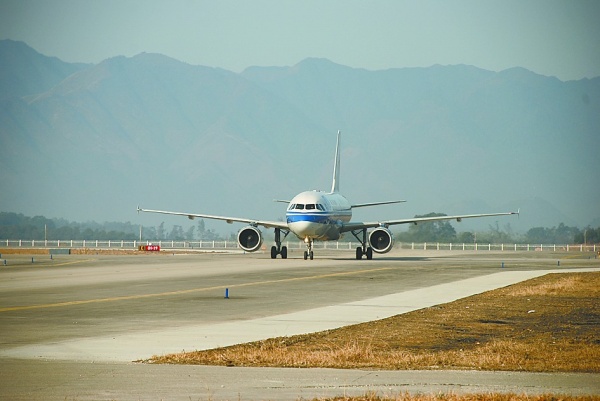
[0, 249, 598, 400]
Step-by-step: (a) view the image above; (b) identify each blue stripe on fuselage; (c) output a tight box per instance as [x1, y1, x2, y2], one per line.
[286, 210, 351, 224]
[286, 213, 330, 224]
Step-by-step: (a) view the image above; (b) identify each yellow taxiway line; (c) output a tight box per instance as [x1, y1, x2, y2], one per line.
[0, 266, 394, 313]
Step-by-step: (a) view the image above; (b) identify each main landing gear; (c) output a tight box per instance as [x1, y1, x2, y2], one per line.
[303, 237, 314, 260]
[351, 228, 373, 260]
[271, 227, 289, 259]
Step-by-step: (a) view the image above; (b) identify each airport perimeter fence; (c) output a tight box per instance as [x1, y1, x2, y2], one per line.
[1, 239, 598, 253]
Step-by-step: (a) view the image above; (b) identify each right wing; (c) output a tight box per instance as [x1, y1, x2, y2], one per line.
[351, 200, 406, 208]
[137, 207, 289, 230]
[341, 211, 519, 233]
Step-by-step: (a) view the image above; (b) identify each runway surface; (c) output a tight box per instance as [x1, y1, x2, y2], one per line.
[0, 249, 598, 400]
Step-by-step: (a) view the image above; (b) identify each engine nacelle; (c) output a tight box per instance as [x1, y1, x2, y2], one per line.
[368, 227, 394, 254]
[237, 226, 263, 252]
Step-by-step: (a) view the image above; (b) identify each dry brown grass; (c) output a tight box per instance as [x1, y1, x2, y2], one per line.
[150, 272, 600, 373]
[0, 248, 51, 255]
[315, 393, 599, 401]
[503, 274, 581, 296]
[0, 247, 146, 255]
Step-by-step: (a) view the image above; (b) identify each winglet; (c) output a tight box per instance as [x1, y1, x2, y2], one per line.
[331, 130, 341, 193]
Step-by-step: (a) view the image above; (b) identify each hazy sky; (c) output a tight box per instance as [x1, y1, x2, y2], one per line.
[1, 0, 599, 81]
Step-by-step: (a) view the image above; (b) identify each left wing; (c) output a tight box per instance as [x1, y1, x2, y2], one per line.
[137, 207, 289, 230]
[341, 211, 519, 232]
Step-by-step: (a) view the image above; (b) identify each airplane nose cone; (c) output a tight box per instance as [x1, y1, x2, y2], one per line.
[289, 220, 319, 237]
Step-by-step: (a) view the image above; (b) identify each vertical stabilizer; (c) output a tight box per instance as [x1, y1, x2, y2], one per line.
[331, 130, 341, 193]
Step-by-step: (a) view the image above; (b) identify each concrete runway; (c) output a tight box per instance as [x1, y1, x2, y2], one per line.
[0, 249, 598, 400]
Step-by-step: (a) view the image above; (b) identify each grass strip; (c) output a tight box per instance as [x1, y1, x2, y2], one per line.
[150, 272, 599, 372]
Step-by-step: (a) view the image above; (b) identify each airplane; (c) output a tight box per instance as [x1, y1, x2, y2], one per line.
[138, 131, 518, 260]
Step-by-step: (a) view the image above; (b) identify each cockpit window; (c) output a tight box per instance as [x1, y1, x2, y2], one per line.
[290, 203, 324, 211]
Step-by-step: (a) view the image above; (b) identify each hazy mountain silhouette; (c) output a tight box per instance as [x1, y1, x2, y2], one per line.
[1, 40, 598, 233]
[0, 39, 89, 99]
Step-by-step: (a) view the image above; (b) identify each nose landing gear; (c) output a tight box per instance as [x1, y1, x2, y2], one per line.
[303, 237, 314, 260]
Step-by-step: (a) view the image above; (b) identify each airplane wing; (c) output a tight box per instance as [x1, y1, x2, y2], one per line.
[340, 211, 519, 232]
[351, 200, 406, 208]
[137, 207, 289, 230]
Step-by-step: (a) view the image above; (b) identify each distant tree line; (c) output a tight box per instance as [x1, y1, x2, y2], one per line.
[141, 220, 235, 241]
[1, 212, 598, 244]
[0, 212, 232, 241]
[393, 213, 598, 244]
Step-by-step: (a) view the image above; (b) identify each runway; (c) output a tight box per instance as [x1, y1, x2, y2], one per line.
[0, 249, 598, 400]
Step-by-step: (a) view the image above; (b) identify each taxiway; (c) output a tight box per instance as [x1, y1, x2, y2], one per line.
[0, 249, 598, 400]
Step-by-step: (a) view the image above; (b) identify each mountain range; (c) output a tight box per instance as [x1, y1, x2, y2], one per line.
[1, 39, 599, 235]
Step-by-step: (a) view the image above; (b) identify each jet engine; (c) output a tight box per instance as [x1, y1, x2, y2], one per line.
[237, 226, 263, 252]
[368, 227, 394, 254]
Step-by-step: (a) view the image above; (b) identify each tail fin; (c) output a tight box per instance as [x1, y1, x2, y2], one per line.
[331, 130, 341, 193]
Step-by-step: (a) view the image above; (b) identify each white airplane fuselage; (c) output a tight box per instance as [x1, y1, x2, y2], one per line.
[286, 190, 352, 241]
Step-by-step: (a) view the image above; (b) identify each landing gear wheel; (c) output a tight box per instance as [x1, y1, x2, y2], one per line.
[352, 229, 376, 261]
[303, 238, 314, 260]
[272, 228, 290, 260]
